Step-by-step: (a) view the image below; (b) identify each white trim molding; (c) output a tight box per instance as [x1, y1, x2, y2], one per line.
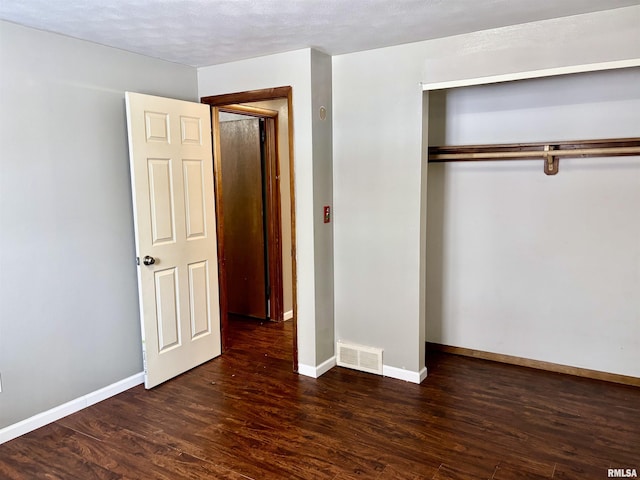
[421, 59, 640, 91]
[383, 365, 428, 384]
[297, 356, 336, 379]
[0, 372, 144, 445]
[283, 310, 294, 321]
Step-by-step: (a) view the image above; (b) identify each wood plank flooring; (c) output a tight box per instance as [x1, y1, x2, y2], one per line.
[1, 318, 638, 479]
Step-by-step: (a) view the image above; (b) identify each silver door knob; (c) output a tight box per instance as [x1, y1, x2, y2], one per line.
[143, 255, 156, 266]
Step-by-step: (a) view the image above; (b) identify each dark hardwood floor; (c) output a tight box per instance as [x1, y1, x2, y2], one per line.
[1, 318, 638, 479]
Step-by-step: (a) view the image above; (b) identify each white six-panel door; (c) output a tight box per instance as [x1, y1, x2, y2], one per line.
[125, 92, 220, 388]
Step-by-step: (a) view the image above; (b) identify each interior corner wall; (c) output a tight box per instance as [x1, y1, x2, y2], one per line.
[197, 49, 324, 369]
[426, 68, 640, 378]
[333, 45, 426, 375]
[332, 6, 640, 379]
[310, 50, 335, 365]
[0, 20, 198, 428]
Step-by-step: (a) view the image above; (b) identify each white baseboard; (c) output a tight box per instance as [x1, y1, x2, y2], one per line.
[299, 359, 427, 384]
[298, 356, 336, 379]
[0, 372, 144, 445]
[283, 310, 293, 321]
[383, 365, 428, 384]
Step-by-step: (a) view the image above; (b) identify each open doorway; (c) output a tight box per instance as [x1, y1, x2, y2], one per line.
[217, 110, 280, 322]
[202, 87, 298, 372]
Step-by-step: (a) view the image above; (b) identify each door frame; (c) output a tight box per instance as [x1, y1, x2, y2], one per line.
[202, 86, 298, 372]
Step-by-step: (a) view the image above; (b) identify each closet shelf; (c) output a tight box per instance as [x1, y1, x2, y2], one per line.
[428, 138, 640, 175]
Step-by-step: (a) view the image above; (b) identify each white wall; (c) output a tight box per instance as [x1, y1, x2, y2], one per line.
[310, 50, 335, 363]
[332, 6, 640, 380]
[0, 21, 198, 428]
[198, 49, 335, 370]
[333, 45, 427, 377]
[420, 6, 640, 86]
[426, 68, 640, 377]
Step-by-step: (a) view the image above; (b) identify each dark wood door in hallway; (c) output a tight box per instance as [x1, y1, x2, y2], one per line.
[219, 118, 268, 320]
[1, 319, 638, 479]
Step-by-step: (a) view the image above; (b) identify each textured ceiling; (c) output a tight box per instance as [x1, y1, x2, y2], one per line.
[1, 0, 639, 67]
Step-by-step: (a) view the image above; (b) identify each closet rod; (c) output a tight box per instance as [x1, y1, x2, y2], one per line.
[428, 138, 640, 175]
[429, 146, 640, 161]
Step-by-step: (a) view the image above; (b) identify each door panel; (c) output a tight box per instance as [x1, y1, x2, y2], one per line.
[183, 160, 206, 239]
[219, 118, 267, 319]
[126, 92, 221, 389]
[155, 267, 180, 351]
[188, 260, 212, 338]
[147, 158, 176, 244]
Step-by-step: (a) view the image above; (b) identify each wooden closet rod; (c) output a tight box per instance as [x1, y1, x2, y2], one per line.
[428, 138, 640, 175]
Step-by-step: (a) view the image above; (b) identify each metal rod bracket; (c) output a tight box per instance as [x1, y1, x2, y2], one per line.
[544, 145, 559, 176]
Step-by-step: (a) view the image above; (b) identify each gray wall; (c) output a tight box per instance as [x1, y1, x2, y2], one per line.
[0, 21, 197, 428]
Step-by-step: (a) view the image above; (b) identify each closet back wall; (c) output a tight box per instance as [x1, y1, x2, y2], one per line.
[426, 68, 640, 377]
